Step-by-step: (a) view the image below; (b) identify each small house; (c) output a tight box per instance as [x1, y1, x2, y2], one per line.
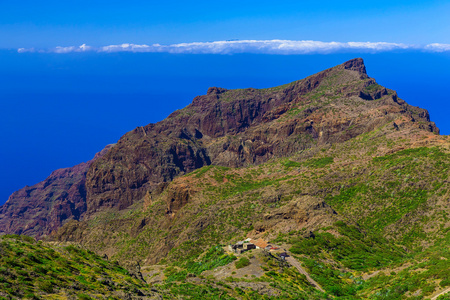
[228, 241, 245, 253]
[250, 238, 270, 249]
[243, 243, 256, 250]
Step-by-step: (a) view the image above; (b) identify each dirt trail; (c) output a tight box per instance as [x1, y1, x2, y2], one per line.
[284, 255, 326, 293]
[430, 287, 450, 300]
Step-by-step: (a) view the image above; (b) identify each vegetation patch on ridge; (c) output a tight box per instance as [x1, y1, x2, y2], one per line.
[0, 235, 155, 299]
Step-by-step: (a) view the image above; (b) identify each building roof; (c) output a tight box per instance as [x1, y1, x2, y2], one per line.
[249, 238, 269, 249]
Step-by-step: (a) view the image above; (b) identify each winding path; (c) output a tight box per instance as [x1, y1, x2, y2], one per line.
[284, 255, 326, 293]
[430, 287, 450, 300]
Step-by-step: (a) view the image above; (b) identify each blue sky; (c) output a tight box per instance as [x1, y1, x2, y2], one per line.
[1, 0, 449, 48]
[1, 1, 450, 204]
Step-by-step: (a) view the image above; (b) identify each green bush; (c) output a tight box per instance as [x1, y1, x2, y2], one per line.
[235, 257, 250, 269]
[282, 160, 302, 168]
[440, 279, 450, 287]
[437, 293, 450, 300]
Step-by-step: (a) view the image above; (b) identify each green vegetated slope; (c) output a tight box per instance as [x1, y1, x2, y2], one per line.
[153, 135, 450, 299]
[51, 118, 450, 299]
[155, 245, 326, 300]
[0, 235, 160, 299]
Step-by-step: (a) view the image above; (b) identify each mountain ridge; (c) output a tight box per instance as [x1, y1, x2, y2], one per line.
[84, 57, 438, 215]
[0, 145, 113, 238]
[43, 58, 442, 263]
[0, 58, 439, 238]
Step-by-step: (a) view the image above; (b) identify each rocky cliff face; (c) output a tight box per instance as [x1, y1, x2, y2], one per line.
[0, 145, 112, 238]
[85, 58, 438, 213]
[0, 58, 439, 238]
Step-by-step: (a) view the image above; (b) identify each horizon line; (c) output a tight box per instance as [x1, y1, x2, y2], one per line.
[17, 40, 450, 55]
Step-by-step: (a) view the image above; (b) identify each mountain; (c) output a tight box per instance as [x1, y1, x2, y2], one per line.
[2, 58, 450, 299]
[83, 57, 437, 215]
[1, 58, 438, 237]
[0, 145, 113, 238]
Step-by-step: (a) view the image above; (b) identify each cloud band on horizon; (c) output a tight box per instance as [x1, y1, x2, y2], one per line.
[17, 40, 450, 54]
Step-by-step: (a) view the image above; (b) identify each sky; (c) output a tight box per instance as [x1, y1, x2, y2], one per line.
[1, 1, 450, 204]
[1, 1, 450, 48]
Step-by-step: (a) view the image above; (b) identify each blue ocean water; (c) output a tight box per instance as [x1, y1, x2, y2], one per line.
[1, 51, 449, 204]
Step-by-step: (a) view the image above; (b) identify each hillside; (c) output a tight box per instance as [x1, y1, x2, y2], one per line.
[50, 124, 450, 298]
[0, 234, 161, 299]
[1, 58, 450, 299]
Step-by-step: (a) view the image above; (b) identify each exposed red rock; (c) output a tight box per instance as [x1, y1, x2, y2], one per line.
[0, 58, 439, 238]
[84, 58, 438, 214]
[0, 145, 112, 238]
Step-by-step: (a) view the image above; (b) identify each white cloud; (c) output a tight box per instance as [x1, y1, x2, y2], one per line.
[424, 43, 450, 52]
[100, 43, 152, 52]
[16, 40, 450, 54]
[18, 47, 33, 53]
[53, 44, 93, 53]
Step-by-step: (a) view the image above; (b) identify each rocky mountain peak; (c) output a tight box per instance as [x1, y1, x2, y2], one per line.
[343, 57, 367, 75]
[207, 86, 228, 95]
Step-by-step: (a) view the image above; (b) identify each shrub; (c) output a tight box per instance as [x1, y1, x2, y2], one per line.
[304, 157, 334, 168]
[440, 279, 450, 287]
[235, 257, 250, 269]
[437, 293, 450, 300]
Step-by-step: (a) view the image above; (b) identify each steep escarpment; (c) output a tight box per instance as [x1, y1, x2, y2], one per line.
[84, 58, 438, 214]
[0, 58, 439, 238]
[0, 145, 112, 238]
[52, 125, 450, 267]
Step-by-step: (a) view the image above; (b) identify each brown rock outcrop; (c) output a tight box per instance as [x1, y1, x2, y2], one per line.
[165, 182, 196, 216]
[253, 196, 340, 236]
[0, 145, 112, 238]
